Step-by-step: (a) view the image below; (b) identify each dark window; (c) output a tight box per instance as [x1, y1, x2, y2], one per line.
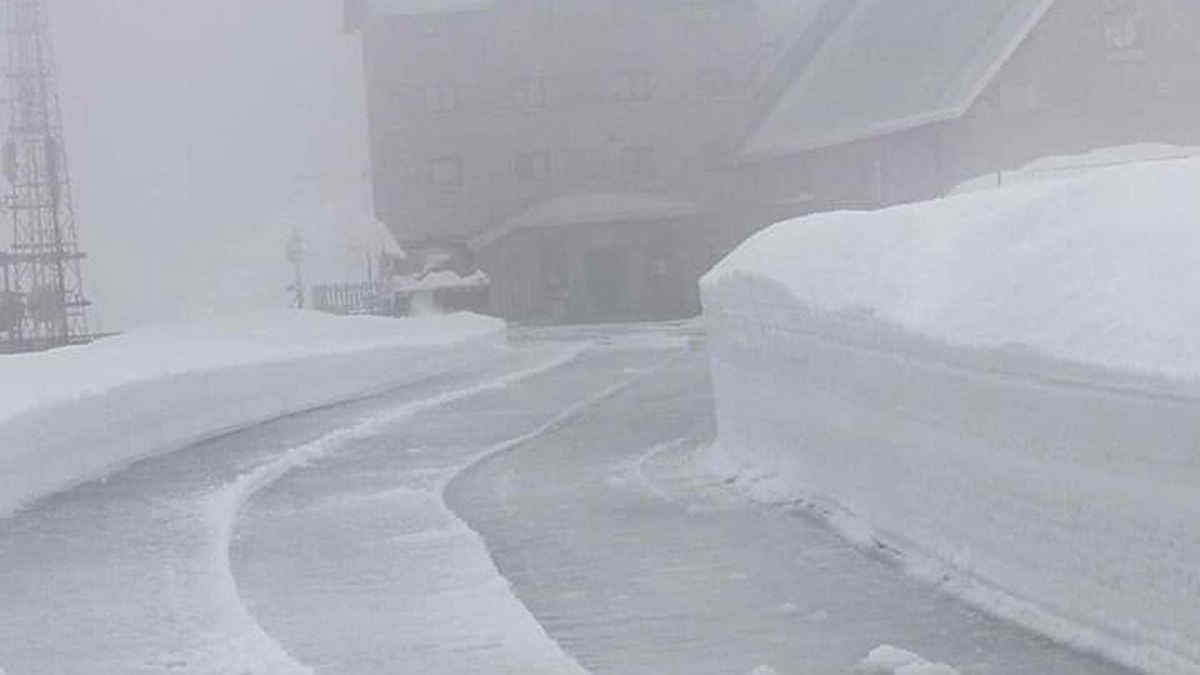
[530, 0, 557, 20]
[514, 151, 551, 181]
[585, 247, 629, 318]
[611, 71, 654, 102]
[620, 145, 656, 179]
[697, 68, 738, 99]
[384, 155, 422, 185]
[1104, 0, 1146, 58]
[429, 156, 464, 187]
[426, 83, 459, 114]
[513, 76, 548, 110]
[685, 3, 723, 23]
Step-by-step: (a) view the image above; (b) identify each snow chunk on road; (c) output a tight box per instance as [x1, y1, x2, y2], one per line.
[0, 309, 501, 426]
[859, 645, 959, 675]
[859, 645, 925, 671]
[705, 155, 1200, 380]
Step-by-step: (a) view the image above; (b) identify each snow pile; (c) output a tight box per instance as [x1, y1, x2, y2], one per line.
[858, 646, 959, 675]
[702, 157, 1200, 675]
[953, 143, 1200, 194]
[708, 156, 1200, 380]
[390, 269, 491, 292]
[0, 309, 499, 425]
[0, 310, 504, 516]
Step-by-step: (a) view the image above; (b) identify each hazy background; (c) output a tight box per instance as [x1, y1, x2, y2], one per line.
[40, 0, 388, 331]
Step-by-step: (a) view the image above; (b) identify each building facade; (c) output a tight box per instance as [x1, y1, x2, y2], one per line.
[347, 0, 1200, 322]
[743, 0, 1200, 210]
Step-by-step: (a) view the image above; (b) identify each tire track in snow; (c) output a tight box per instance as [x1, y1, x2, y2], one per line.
[201, 342, 593, 675]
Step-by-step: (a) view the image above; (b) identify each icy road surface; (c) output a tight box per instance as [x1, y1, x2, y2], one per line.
[0, 324, 1134, 674]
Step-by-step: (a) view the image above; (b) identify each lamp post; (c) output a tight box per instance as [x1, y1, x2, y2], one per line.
[286, 228, 305, 309]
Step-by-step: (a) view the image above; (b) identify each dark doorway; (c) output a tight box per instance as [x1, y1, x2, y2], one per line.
[584, 246, 629, 320]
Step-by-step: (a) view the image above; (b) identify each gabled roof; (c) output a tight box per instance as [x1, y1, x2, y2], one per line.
[743, 0, 1057, 158]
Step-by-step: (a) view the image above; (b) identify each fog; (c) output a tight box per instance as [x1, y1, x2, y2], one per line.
[46, 0, 382, 330]
[3, 2, 1200, 674]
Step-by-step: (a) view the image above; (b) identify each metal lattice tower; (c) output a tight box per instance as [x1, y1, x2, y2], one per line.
[0, 0, 89, 352]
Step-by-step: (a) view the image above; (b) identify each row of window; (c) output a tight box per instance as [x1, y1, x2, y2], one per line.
[406, 1, 742, 38]
[389, 146, 660, 189]
[412, 68, 742, 116]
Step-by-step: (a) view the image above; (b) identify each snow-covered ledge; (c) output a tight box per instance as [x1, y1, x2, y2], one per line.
[701, 158, 1200, 675]
[0, 310, 504, 518]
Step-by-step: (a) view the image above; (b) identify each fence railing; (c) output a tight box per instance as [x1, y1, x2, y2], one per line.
[311, 281, 490, 317]
[311, 282, 390, 315]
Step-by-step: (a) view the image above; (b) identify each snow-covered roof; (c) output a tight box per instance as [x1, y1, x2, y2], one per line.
[367, 0, 494, 16]
[951, 144, 1200, 195]
[472, 193, 700, 249]
[743, 0, 1056, 158]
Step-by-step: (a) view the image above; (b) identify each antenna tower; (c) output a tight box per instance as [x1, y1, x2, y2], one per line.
[0, 0, 89, 352]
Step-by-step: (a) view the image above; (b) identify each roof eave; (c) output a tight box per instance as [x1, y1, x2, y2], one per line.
[739, 0, 1060, 163]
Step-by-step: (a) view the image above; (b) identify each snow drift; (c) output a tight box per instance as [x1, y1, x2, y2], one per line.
[0, 310, 503, 517]
[701, 157, 1200, 675]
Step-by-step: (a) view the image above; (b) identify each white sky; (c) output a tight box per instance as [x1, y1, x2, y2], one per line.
[38, 0, 385, 330]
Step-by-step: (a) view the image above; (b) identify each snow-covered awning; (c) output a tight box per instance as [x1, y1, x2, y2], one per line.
[471, 193, 701, 249]
[367, 0, 494, 16]
[743, 0, 1056, 158]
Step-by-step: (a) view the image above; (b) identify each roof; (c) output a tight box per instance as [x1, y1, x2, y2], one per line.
[471, 193, 700, 249]
[743, 0, 1057, 158]
[345, 0, 493, 32]
[367, 0, 494, 16]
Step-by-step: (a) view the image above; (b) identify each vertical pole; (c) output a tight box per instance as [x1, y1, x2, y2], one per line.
[1, 0, 91, 350]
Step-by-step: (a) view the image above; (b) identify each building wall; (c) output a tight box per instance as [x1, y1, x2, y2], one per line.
[360, 1, 774, 246]
[951, 0, 1200, 181]
[355, 0, 1200, 322]
[477, 211, 758, 323]
[756, 0, 1200, 215]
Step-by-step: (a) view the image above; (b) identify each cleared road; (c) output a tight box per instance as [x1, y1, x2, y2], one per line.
[0, 324, 1134, 674]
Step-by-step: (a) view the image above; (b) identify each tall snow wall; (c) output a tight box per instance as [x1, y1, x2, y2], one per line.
[701, 158, 1200, 675]
[0, 312, 504, 517]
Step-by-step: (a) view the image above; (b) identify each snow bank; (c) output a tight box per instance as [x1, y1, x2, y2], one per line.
[0, 310, 503, 517]
[953, 143, 1200, 195]
[702, 158, 1200, 674]
[390, 269, 490, 292]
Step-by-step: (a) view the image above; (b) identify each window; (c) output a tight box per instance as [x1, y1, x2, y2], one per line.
[429, 156, 464, 188]
[530, 0, 557, 20]
[611, 71, 654, 102]
[426, 83, 459, 114]
[697, 68, 738, 99]
[620, 145, 656, 179]
[1104, 0, 1145, 59]
[514, 151, 551, 181]
[682, 2, 723, 23]
[384, 156, 422, 186]
[513, 76, 548, 110]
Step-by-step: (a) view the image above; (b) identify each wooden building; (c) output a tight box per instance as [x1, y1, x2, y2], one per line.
[346, 0, 1200, 322]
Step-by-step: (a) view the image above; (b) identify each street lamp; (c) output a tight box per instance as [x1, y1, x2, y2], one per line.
[286, 228, 305, 309]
